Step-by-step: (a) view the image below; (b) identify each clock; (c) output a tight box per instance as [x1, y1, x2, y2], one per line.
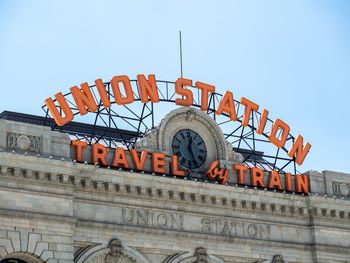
[171, 129, 207, 169]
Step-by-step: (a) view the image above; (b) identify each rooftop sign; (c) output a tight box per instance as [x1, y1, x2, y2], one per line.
[70, 140, 310, 194]
[44, 74, 311, 166]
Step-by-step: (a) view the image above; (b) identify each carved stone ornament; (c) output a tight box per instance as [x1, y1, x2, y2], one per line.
[272, 255, 285, 263]
[186, 170, 205, 180]
[193, 247, 209, 263]
[104, 239, 137, 263]
[7, 132, 41, 153]
[162, 246, 225, 263]
[332, 181, 350, 197]
[134, 128, 158, 151]
[254, 254, 286, 263]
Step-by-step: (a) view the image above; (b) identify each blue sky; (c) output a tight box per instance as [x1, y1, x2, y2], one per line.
[0, 0, 350, 173]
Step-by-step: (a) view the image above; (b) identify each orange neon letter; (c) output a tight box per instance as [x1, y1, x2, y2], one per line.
[295, 174, 309, 194]
[112, 147, 130, 168]
[70, 82, 98, 116]
[45, 92, 74, 126]
[92, 144, 108, 166]
[152, 152, 166, 174]
[250, 167, 266, 188]
[130, 149, 147, 170]
[137, 74, 160, 103]
[285, 172, 293, 192]
[287, 135, 311, 165]
[110, 75, 135, 105]
[233, 164, 248, 184]
[268, 170, 283, 190]
[256, 109, 269, 135]
[240, 97, 259, 127]
[95, 79, 111, 108]
[195, 81, 215, 111]
[215, 91, 237, 121]
[171, 155, 185, 176]
[175, 78, 193, 106]
[71, 140, 87, 162]
[206, 160, 219, 180]
[268, 119, 290, 148]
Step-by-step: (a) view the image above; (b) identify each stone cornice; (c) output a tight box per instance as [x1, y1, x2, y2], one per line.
[0, 151, 350, 224]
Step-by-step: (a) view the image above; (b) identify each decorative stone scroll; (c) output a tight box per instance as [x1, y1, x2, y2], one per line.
[7, 132, 41, 153]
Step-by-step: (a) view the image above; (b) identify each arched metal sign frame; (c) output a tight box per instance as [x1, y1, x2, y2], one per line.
[42, 80, 299, 174]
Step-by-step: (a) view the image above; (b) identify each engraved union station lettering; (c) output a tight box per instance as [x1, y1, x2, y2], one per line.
[122, 208, 184, 230]
[121, 208, 271, 240]
[201, 218, 271, 239]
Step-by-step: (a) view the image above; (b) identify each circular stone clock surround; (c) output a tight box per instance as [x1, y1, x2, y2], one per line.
[158, 107, 228, 172]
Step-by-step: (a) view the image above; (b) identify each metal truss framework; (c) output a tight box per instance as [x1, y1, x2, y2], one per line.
[42, 80, 299, 174]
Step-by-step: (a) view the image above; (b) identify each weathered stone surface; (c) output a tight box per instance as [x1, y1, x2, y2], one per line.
[0, 116, 349, 263]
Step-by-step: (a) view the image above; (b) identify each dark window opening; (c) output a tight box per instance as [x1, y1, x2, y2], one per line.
[0, 259, 28, 263]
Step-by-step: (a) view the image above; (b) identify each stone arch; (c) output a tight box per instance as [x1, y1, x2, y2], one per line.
[76, 239, 150, 263]
[163, 247, 225, 263]
[0, 230, 54, 262]
[0, 252, 44, 263]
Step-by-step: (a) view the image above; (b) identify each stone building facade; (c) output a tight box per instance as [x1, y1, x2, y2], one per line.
[0, 108, 349, 263]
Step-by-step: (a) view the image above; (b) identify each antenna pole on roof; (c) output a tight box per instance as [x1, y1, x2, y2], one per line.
[179, 30, 183, 78]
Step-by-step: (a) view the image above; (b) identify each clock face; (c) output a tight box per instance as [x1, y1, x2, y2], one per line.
[172, 129, 207, 169]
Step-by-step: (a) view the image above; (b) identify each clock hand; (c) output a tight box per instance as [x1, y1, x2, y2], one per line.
[187, 138, 196, 160]
[187, 137, 192, 151]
